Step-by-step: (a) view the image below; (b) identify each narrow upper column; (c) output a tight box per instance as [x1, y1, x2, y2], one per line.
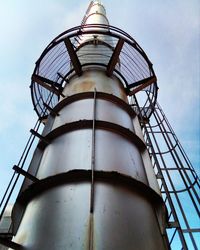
[82, 0, 109, 25]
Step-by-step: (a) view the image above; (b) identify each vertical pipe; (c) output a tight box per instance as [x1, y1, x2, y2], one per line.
[90, 88, 96, 214]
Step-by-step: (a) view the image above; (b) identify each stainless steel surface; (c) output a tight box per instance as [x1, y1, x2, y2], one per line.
[12, 183, 167, 250]
[76, 1, 112, 72]
[36, 129, 147, 184]
[12, 184, 91, 249]
[52, 99, 134, 131]
[95, 129, 147, 183]
[36, 130, 92, 178]
[94, 182, 167, 250]
[83, 1, 108, 26]
[14, 68, 167, 249]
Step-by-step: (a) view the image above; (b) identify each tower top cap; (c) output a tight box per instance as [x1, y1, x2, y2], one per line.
[93, 0, 102, 4]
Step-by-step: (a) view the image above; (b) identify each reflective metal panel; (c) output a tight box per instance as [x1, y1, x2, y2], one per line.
[11, 182, 167, 250]
[95, 129, 148, 184]
[37, 128, 147, 184]
[36, 130, 92, 179]
[11, 184, 90, 250]
[52, 99, 134, 132]
[94, 182, 167, 250]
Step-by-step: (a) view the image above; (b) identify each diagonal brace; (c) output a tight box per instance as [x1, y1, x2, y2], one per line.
[128, 76, 157, 96]
[106, 38, 124, 76]
[64, 37, 82, 76]
[32, 74, 65, 97]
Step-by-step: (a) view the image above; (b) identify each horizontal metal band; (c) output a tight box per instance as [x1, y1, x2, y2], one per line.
[12, 170, 167, 235]
[15, 170, 165, 209]
[52, 92, 136, 118]
[38, 120, 146, 151]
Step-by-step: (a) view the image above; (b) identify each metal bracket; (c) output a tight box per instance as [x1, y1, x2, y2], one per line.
[32, 74, 65, 97]
[167, 221, 179, 228]
[13, 165, 39, 182]
[128, 76, 157, 96]
[30, 129, 50, 145]
[57, 72, 69, 84]
[0, 237, 22, 250]
[156, 173, 163, 179]
[43, 102, 60, 117]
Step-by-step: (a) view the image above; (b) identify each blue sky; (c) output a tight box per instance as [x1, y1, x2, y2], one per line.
[0, 0, 199, 211]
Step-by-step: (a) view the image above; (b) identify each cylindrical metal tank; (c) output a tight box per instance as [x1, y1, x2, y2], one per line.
[10, 1, 169, 249]
[11, 70, 168, 249]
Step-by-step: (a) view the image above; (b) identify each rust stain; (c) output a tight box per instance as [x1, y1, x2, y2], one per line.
[118, 85, 128, 102]
[86, 213, 94, 250]
[73, 80, 95, 93]
[89, 213, 94, 250]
